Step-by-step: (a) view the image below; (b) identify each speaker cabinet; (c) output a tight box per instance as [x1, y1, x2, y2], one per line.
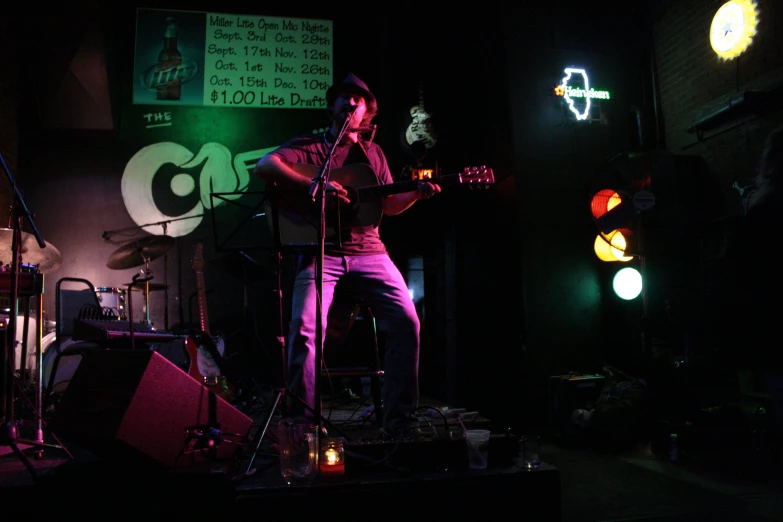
[49, 349, 253, 469]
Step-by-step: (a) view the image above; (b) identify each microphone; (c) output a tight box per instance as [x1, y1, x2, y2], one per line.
[343, 105, 358, 113]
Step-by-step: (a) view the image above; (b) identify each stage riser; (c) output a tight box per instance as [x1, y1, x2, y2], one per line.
[236, 466, 562, 521]
[345, 433, 520, 472]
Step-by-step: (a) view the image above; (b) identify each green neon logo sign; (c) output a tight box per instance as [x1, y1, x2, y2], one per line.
[554, 68, 611, 120]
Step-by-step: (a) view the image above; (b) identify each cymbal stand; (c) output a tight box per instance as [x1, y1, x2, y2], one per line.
[162, 222, 169, 331]
[0, 154, 61, 482]
[126, 272, 154, 351]
[135, 252, 153, 325]
[16, 289, 44, 457]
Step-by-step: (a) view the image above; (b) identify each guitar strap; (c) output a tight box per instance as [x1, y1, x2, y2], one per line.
[322, 131, 374, 170]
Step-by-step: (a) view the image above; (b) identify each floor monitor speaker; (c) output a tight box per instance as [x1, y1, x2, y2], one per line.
[49, 349, 253, 469]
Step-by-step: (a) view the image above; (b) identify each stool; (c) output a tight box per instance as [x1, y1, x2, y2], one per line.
[323, 296, 384, 426]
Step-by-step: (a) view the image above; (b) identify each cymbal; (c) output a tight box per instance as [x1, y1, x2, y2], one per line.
[106, 235, 175, 270]
[129, 283, 168, 292]
[0, 228, 62, 273]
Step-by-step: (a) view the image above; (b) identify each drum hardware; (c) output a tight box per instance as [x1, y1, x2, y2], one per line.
[106, 234, 175, 328]
[0, 228, 62, 273]
[105, 235, 174, 270]
[0, 174, 65, 480]
[94, 287, 128, 320]
[129, 282, 168, 292]
[44, 317, 56, 335]
[41, 334, 79, 395]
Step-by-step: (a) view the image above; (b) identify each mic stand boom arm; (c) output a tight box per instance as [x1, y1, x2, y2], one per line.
[101, 214, 204, 240]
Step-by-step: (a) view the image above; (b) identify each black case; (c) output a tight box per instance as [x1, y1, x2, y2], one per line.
[548, 373, 606, 441]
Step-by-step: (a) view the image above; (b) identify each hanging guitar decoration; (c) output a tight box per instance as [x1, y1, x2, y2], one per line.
[185, 242, 233, 399]
[405, 82, 438, 151]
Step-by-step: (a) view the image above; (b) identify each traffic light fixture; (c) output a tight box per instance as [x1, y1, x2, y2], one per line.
[589, 153, 656, 302]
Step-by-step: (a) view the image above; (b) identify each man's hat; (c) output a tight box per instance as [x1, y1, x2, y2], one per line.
[326, 73, 376, 105]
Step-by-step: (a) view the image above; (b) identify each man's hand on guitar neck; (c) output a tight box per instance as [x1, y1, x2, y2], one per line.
[384, 180, 441, 216]
[416, 180, 441, 200]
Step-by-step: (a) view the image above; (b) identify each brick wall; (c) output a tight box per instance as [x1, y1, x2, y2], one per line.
[651, 0, 783, 351]
[652, 0, 783, 200]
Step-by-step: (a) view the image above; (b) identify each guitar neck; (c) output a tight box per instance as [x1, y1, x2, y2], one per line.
[358, 173, 460, 200]
[195, 271, 211, 337]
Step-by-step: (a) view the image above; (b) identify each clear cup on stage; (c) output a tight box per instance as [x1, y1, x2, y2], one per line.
[465, 429, 491, 469]
[278, 417, 318, 485]
[520, 434, 541, 470]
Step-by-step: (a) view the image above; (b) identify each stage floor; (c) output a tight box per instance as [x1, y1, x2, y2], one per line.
[3, 379, 783, 522]
[0, 385, 561, 521]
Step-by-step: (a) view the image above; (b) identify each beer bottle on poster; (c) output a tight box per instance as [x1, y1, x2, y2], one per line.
[157, 16, 182, 100]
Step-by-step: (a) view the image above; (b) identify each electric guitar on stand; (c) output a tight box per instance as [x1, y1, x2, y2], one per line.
[185, 242, 233, 399]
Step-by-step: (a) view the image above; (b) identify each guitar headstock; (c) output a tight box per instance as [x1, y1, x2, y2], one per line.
[459, 166, 495, 189]
[191, 242, 204, 272]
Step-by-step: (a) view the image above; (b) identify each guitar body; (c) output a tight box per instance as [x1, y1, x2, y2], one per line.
[266, 163, 495, 249]
[265, 163, 383, 249]
[184, 333, 233, 400]
[405, 82, 437, 149]
[405, 106, 437, 149]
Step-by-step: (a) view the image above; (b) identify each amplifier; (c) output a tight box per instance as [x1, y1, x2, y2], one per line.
[548, 373, 606, 442]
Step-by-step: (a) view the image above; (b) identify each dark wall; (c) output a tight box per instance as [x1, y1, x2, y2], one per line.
[8, 3, 773, 433]
[651, 0, 783, 357]
[504, 6, 655, 426]
[0, 15, 19, 249]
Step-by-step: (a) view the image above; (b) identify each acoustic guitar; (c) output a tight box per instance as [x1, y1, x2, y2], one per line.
[265, 163, 495, 248]
[184, 242, 233, 400]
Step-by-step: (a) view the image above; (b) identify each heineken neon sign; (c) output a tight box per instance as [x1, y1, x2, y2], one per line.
[554, 68, 611, 121]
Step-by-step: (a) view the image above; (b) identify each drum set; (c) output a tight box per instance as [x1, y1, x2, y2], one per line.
[6, 234, 174, 376]
[102, 234, 173, 325]
[2, 227, 176, 464]
[0, 228, 61, 377]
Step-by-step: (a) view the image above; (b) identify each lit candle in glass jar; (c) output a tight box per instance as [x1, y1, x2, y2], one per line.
[319, 438, 345, 476]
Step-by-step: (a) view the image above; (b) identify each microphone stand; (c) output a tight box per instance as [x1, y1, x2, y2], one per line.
[101, 214, 203, 240]
[0, 153, 59, 482]
[308, 112, 353, 450]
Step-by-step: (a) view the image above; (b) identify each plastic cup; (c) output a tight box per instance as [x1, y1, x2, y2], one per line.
[465, 429, 491, 469]
[521, 435, 541, 470]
